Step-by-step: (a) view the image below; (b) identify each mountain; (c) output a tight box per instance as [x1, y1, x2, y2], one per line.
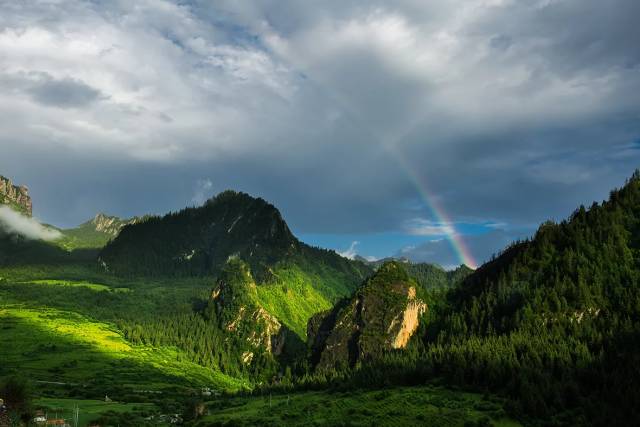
[405, 262, 473, 292]
[100, 190, 299, 278]
[205, 258, 303, 376]
[0, 175, 32, 216]
[331, 171, 640, 425]
[99, 190, 372, 336]
[58, 213, 144, 250]
[355, 255, 473, 292]
[308, 261, 427, 372]
[354, 255, 410, 268]
[99, 190, 369, 281]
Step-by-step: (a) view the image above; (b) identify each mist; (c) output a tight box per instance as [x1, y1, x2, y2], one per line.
[0, 206, 62, 241]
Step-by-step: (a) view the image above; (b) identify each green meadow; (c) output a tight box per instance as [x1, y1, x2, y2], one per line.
[198, 386, 522, 427]
[0, 263, 248, 396]
[0, 305, 245, 392]
[34, 397, 157, 427]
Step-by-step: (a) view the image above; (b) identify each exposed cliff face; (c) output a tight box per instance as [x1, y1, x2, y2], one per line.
[86, 213, 142, 236]
[0, 175, 32, 216]
[308, 262, 427, 371]
[210, 259, 286, 363]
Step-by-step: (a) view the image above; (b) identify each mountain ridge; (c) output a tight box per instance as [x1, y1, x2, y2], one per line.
[0, 175, 32, 217]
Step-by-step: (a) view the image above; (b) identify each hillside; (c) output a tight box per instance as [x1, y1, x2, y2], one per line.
[356, 256, 473, 292]
[308, 262, 427, 372]
[58, 213, 144, 250]
[323, 171, 640, 426]
[98, 191, 371, 333]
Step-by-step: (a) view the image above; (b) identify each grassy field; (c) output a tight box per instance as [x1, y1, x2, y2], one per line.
[34, 397, 158, 427]
[0, 305, 246, 392]
[197, 386, 522, 426]
[17, 279, 130, 293]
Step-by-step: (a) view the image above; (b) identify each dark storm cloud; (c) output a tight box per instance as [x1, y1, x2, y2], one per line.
[28, 77, 103, 108]
[1, 0, 639, 264]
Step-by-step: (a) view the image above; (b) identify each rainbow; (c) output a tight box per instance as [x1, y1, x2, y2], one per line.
[392, 151, 478, 269]
[294, 71, 477, 267]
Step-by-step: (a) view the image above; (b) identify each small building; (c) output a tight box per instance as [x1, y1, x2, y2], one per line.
[46, 419, 70, 427]
[33, 409, 47, 424]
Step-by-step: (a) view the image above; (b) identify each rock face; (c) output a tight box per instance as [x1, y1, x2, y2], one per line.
[0, 175, 32, 216]
[308, 261, 427, 372]
[85, 213, 142, 236]
[209, 259, 285, 363]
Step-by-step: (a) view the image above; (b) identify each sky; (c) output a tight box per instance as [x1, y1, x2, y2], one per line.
[1, 0, 640, 268]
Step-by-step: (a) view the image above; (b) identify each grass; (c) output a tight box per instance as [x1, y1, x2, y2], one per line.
[18, 279, 130, 293]
[34, 397, 157, 427]
[198, 385, 522, 426]
[0, 305, 247, 394]
[256, 265, 333, 337]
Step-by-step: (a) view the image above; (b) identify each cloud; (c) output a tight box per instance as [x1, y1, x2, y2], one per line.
[405, 219, 456, 236]
[28, 76, 103, 108]
[0, 0, 639, 266]
[0, 206, 62, 241]
[338, 241, 360, 260]
[192, 178, 214, 205]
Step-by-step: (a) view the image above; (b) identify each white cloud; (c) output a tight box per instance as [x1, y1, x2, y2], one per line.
[0, 206, 62, 241]
[405, 218, 456, 236]
[338, 240, 360, 260]
[1, 0, 639, 244]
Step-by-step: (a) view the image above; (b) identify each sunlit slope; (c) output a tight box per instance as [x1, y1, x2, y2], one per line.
[0, 306, 246, 392]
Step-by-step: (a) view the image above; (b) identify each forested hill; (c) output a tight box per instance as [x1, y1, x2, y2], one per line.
[412, 171, 640, 424]
[452, 170, 640, 334]
[99, 190, 371, 291]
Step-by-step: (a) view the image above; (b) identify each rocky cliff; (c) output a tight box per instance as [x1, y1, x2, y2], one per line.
[84, 213, 142, 236]
[0, 175, 32, 216]
[308, 261, 427, 372]
[209, 259, 286, 364]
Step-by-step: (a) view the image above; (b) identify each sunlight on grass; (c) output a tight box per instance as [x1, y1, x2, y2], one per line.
[256, 265, 333, 338]
[0, 306, 248, 391]
[21, 279, 130, 293]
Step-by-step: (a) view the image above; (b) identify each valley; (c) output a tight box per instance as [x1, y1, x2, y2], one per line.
[1, 174, 640, 426]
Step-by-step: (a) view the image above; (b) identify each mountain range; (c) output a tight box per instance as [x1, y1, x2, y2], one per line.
[1, 171, 640, 426]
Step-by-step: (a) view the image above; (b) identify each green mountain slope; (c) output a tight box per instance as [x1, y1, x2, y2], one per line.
[325, 171, 640, 425]
[99, 191, 367, 280]
[356, 256, 473, 292]
[98, 191, 371, 335]
[58, 213, 143, 250]
[308, 262, 427, 372]
[406, 263, 473, 291]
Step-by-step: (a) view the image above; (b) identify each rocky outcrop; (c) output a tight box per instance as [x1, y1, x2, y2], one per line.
[308, 261, 427, 372]
[210, 259, 286, 363]
[85, 213, 142, 236]
[0, 175, 32, 216]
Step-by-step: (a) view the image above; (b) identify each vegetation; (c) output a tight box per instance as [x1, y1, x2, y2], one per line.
[291, 171, 640, 426]
[196, 385, 520, 427]
[35, 397, 158, 427]
[3, 174, 640, 425]
[98, 191, 370, 291]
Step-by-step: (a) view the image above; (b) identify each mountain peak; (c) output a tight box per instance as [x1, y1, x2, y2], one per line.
[99, 190, 298, 277]
[308, 261, 426, 371]
[0, 174, 32, 217]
